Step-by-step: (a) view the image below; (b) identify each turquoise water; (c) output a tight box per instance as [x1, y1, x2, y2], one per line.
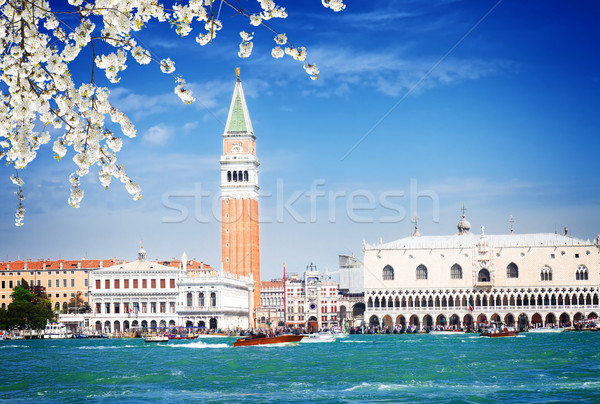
[1, 332, 599, 403]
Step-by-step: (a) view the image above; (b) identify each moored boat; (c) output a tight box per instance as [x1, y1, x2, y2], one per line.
[168, 333, 199, 340]
[429, 329, 466, 335]
[144, 335, 169, 343]
[528, 326, 565, 333]
[44, 322, 73, 339]
[480, 322, 518, 337]
[233, 334, 303, 347]
[300, 332, 335, 343]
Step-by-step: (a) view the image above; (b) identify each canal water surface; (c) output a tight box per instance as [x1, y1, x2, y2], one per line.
[1, 332, 599, 402]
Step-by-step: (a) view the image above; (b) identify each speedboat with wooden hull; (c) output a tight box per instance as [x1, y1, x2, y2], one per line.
[480, 323, 519, 338]
[233, 334, 303, 347]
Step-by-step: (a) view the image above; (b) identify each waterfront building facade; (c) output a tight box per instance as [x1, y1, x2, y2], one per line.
[339, 254, 364, 295]
[337, 254, 366, 328]
[259, 280, 285, 327]
[90, 247, 179, 333]
[221, 70, 261, 310]
[0, 258, 116, 311]
[90, 248, 252, 332]
[363, 212, 600, 330]
[284, 264, 340, 330]
[177, 253, 253, 330]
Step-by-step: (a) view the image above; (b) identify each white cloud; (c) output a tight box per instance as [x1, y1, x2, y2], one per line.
[143, 124, 174, 146]
[305, 46, 513, 97]
[109, 87, 181, 120]
[183, 121, 199, 133]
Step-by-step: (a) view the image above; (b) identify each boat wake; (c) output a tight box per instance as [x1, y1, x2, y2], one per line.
[77, 345, 137, 350]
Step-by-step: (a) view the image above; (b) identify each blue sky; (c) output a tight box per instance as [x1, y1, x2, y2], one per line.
[1, 1, 599, 280]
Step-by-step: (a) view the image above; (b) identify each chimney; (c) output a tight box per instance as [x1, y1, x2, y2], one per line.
[564, 227, 568, 236]
[6, 264, 9, 270]
[77, 262, 81, 269]
[59, 262, 63, 269]
[100, 261, 103, 268]
[24, 262, 27, 270]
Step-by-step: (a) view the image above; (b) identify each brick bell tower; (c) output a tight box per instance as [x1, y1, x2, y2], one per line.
[221, 68, 261, 311]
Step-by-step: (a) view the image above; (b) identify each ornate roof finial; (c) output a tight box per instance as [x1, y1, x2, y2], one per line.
[235, 67, 240, 81]
[138, 240, 146, 261]
[412, 212, 420, 237]
[509, 215, 514, 235]
[457, 203, 471, 235]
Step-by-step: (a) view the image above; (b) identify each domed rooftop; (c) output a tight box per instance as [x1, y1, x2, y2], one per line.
[457, 204, 471, 235]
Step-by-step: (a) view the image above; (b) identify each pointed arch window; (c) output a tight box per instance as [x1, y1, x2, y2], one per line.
[233, 171, 238, 182]
[244, 170, 249, 181]
[478, 268, 490, 282]
[540, 266, 552, 281]
[210, 292, 217, 307]
[186, 292, 193, 307]
[416, 264, 428, 280]
[576, 265, 589, 281]
[227, 171, 232, 182]
[450, 264, 462, 279]
[382, 265, 394, 280]
[507, 262, 519, 278]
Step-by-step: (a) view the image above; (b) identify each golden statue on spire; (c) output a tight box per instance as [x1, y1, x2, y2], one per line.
[235, 67, 240, 77]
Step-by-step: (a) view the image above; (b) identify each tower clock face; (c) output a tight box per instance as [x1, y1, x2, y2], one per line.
[309, 302, 317, 311]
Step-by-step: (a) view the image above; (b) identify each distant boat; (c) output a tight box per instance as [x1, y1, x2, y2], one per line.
[480, 323, 519, 338]
[145, 335, 169, 343]
[300, 333, 335, 343]
[168, 333, 198, 340]
[44, 323, 73, 339]
[528, 327, 565, 333]
[429, 329, 465, 335]
[233, 334, 303, 347]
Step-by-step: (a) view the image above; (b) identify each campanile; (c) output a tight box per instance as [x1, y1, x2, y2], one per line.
[220, 69, 261, 310]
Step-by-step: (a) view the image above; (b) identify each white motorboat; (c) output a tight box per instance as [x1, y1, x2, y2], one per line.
[144, 335, 169, 343]
[44, 323, 73, 339]
[429, 329, 466, 336]
[300, 333, 336, 343]
[528, 327, 565, 333]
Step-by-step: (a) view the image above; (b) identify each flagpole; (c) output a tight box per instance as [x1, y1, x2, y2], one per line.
[283, 262, 287, 330]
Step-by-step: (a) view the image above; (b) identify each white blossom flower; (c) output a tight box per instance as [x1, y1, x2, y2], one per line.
[53, 140, 67, 158]
[131, 46, 151, 65]
[238, 32, 254, 58]
[175, 80, 196, 104]
[322, 0, 346, 12]
[304, 63, 320, 80]
[285, 46, 307, 61]
[160, 58, 175, 74]
[274, 33, 287, 45]
[125, 181, 142, 200]
[10, 176, 24, 186]
[271, 46, 284, 59]
[249, 14, 262, 26]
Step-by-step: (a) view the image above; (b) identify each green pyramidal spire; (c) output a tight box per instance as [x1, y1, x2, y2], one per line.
[228, 91, 247, 132]
[224, 71, 253, 135]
